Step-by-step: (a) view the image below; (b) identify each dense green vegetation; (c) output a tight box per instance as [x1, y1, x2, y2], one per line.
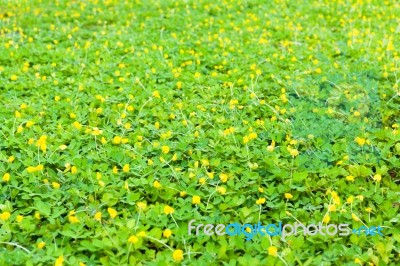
[0, 0, 399, 265]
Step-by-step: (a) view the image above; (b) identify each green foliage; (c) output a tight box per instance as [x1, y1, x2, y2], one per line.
[0, 0, 399, 265]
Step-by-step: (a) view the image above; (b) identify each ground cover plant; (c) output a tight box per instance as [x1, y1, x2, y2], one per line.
[0, 0, 399, 265]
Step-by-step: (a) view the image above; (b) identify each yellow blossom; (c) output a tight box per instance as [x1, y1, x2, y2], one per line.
[323, 215, 330, 224]
[16, 215, 24, 222]
[373, 174, 381, 182]
[172, 249, 184, 262]
[137, 202, 147, 210]
[219, 173, 228, 183]
[267, 140, 275, 152]
[107, 207, 118, 219]
[256, 198, 266, 205]
[351, 213, 359, 221]
[55, 255, 64, 266]
[152, 91, 160, 98]
[161, 145, 170, 154]
[68, 215, 79, 224]
[217, 186, 226, 194]
[0, 212, 11, 221]
[37, 242, 46, 249]
[7, 156, 15, 163]
[2, 173, 10, 182]
[73, 121, 82, 129]
[112, 166, 118, 174]
[192, 196, 201, 204]
[164, 205, 174, 215]
[123, 164, 130, 173]
[128, 235, 138, 244]
[153, 180, 162, 189]
[268, 246, 278, 257]
[163, 229, 172, 238]
[113, 136, 122, 144]
[285, 193, 293, 199]
[355, 137, 366, 146]
[92, 127, 102, 136]
[94, 212, 102, 221]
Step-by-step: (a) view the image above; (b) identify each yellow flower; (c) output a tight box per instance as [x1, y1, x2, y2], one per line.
[194, 72, 201, 78]
[163, 229, 172, 238]
[285, 193, 293, 199]
[268, 246, 278, 257]
[153, 180, 162, 189]
[219, 173, 228, 183]
[2, 173, 10, 182]
[59, 145, 67, 150]
[180, 191, 187, 197]
[55, 255, 64, 266]
[35, 212, 41, 220]
[152, 90, 160, 98]
[267, 140, 275, 152]
[137, 231, 146, 237]
[351, 213, 359, 221]
[172, 249, 184, 262]
[0, 212, 11, 221]
[128, 235, 138, 244]
[289, 148, 299, 157]
[10, 74, 18, 81]
[94, 212, 102, 221]
[354, 258, 362, 265]
[92, 127, 102, 136]
[54, 96, 60, 101]
[164, 205, 174, 215]
[192, 196, 201, 205]
[17, 125, 23, 133]
[15, 110, 21, 118]
[373, 174, 381, 182]
[112, 166, 118, 174]
[16, 215, 24, 222]
[161, 145, 170, 154]
[37, 242, 46, 249]
[101, 137, 107, 144]
[52, 182, 60, 189]
[322, 215, 330, 224]
[346, 175, 355, 182]
[137, 202, 147, 211]
[113, 136, 122, 144]
[107, 207, 118, 219]
[256, 198, 266, 205]
[26, 121, 34, 128]
[71, 166, 77, 174]
[73, 121, 82, 129]
[217, 186, 226, 194]
[68, 216, 79, 224]
[365, 207, 372, 213]
[7, 156, 15, 163]
[123, 164, 129, 173]
[347, 196, 354, 204]
[355, 137, 366, 146]
[27, 166, 36, 173]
